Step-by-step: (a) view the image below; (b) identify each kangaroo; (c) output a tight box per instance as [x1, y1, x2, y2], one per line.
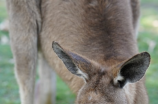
[6, 0, 150, 104]
[53, 42, 150, 104]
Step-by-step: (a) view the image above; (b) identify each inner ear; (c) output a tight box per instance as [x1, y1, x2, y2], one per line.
[114, 52, 150, 88]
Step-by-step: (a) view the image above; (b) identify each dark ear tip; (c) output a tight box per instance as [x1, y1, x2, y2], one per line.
[140, 52, 151, 68]
[52, 41, 58, 48]
[52, 41, 56, 45]
[52, 41, 60, 49]
[141, 52, 150, 56]
[52, 41, 63, 52]
[140, 52, 150, 60]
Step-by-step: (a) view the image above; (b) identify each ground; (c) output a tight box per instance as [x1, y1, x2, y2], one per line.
[0, 0, 158, 104]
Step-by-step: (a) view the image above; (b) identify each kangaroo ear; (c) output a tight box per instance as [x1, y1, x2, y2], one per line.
[114, 52, 150, 88]
[52, 42, 92, 81]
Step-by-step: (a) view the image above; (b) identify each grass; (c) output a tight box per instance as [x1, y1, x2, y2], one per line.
[0, 0, 158, 104]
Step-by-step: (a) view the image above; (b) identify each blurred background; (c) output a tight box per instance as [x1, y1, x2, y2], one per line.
[0, 0, 158, 104]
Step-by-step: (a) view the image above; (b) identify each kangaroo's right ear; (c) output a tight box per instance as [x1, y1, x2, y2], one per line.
[113, 52, 150, 88]
[52, 42, 93, 81]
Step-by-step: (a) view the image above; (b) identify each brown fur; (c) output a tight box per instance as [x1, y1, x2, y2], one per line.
[6, 0, 149, 104]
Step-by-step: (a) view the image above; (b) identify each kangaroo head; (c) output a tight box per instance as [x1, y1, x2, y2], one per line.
[52, 42, 150, 104]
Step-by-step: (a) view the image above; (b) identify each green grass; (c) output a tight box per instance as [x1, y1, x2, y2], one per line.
[0, 0, 158, 104]
[141, 0, 158, 5]
[0, 0, 7, 23]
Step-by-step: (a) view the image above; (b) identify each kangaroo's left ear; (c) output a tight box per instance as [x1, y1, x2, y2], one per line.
[114, 52, 150, 88]
[52, 42, 94, 81]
